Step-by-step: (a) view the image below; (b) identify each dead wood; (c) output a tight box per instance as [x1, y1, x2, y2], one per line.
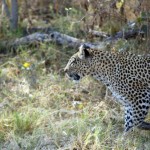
[0, 27, 145, 53]
[106, 29, 144, 41]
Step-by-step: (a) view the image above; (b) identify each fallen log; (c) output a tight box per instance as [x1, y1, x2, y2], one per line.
[0, 32, 82, 53]
[0, 27, 145, 53]
[25, 27, 143, 41]
[89, 29, 144, 41]
[0, 31, 106, 53]
[106, 29, 144, 41]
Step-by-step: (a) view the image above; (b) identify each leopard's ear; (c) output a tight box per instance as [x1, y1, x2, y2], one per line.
[78, 44, 91, 60]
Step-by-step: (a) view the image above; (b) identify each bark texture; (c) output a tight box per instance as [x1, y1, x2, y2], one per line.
[10, 0, 18, 30]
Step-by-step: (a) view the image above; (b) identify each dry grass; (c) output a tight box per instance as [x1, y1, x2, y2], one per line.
[0, 45, 150, 150]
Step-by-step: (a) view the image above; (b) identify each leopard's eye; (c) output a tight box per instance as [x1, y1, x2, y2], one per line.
[70, 58, 76, 66]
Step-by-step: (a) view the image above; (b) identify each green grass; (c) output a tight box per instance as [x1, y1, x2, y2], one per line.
[0, 18, 24, 40]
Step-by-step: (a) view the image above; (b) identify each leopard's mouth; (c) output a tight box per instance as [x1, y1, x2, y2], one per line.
[66, 73, 80, 81]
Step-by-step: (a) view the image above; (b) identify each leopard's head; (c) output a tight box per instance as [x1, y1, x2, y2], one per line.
[64, 44, 93, 82]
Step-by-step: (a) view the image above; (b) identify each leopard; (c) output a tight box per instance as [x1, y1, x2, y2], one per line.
[64, 44, 150, 132]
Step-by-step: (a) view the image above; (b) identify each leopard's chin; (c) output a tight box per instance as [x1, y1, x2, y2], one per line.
[66, 73, 81, 81]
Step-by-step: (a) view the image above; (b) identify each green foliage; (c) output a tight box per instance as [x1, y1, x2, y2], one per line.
[140, 12, 150, 22]
[0, 18, 23, 39]
[50, 6, 84, 38]
[13, 112, 38, 136]
[102, 20, 122, 35]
